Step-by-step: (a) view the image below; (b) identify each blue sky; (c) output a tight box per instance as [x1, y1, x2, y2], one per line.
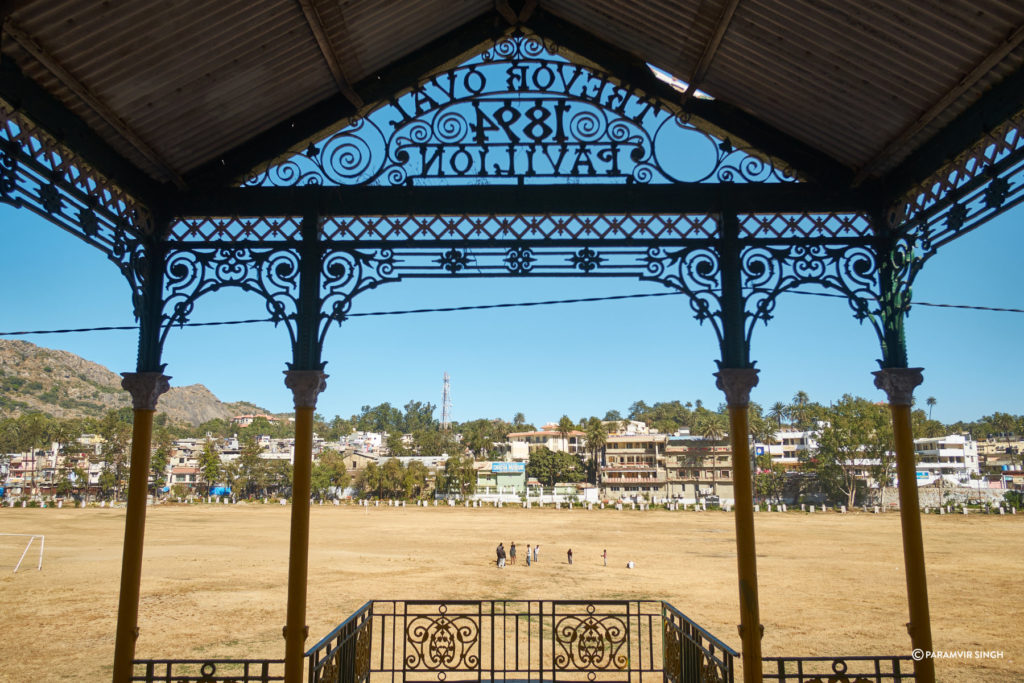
[0, 201, 1021, 426]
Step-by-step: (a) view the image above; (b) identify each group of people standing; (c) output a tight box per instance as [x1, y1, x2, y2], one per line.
[495, 543, 621, 568]
[496, 542, 539, 567]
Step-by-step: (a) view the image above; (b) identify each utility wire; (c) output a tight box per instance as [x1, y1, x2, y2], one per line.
[0, 289, 1021, 337]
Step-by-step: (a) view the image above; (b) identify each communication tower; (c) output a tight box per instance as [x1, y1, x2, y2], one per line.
[441, 372, 452, 431]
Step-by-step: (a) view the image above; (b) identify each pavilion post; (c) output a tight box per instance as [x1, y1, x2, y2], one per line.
[113, 235, 169, 683]
[282, 370, 326, 682]
[714, 210, 762, 683]
[717, 368, 762, 683]
[283, 212, 326, 683]
[112, 372, 170, 683]
[874, 367, 935, 683]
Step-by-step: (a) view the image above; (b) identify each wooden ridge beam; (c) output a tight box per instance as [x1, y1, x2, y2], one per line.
[524, 7, 854, 189]
[3, 19, 185, 188]
[184, 10, 508, 189]
[679, 0, 742, 110]
[295, 0, 363, 110]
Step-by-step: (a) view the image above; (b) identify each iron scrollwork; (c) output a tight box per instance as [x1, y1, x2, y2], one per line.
[246, 34, 796, 188]
[642, 244, 723, 336]
[553, 603, 630, 672]
[404, 603, 480, 675]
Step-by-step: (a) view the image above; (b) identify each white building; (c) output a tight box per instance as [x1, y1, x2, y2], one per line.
[912, 434, 979, 486]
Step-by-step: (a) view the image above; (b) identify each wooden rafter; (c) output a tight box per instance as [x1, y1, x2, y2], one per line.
[295, 0, 364, 110]
[2, 19, 185, 189]
[679, 0, 741, 110]
[855, 21, 1024, 185]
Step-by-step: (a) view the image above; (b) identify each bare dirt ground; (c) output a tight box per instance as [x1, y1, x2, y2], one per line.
[0, 504, 1020, 682]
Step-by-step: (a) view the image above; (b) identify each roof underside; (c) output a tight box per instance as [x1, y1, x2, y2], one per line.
[2, 0, 1023, 198]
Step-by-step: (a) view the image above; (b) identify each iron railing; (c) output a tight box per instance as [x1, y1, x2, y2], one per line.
[132, 602, 914, 683]
[131, 658, 285, 682]
[662, 603, 737, 683]
[762, 655, 915, 683]
[308, 599, 729, 683]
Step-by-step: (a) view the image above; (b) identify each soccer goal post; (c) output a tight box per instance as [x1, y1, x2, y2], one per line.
[0, 533, 45, 572]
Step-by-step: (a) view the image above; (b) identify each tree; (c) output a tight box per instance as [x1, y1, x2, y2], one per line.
[438, 453, 476, 498]
[98, 410, 130, 501]
[556, 415, 575, 452]
[150, 428, 172, 499]
[512, 412, 527, 428]
[385, 432, 411, 458]
[603, 409, 622, 422]
[526, 447, 585, 487]
[582, 417, 607, 482]
[381, 458, 404, 498]
[768, 402, 788, 428]
[311, 449, 350, 500]
[403, 460, 430, 498]
[357, 461, 382, 498]
[926, 396, 937, 420]
[198, 439, 222, 496]
[236, 436, 268, 498]
[809, 395, 893, 508]
[693, 413, 726, 442]
[753, 454, 785, 503]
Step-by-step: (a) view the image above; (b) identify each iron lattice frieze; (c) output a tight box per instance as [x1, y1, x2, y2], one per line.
[738, 213, 872, 240]
[899, 150, 1024, 268]
[0, 102, 152, 322]
[894, 107, 1024, 227]
[244, 34, 796, 189]
[169, 213, 719, 243]
[154, 232, 889, 368]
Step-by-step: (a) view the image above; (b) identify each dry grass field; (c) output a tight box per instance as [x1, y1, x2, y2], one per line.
[0, 504, 1020, 682]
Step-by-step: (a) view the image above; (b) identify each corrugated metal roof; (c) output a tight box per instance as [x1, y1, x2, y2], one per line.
[2, 0, 1022, 186]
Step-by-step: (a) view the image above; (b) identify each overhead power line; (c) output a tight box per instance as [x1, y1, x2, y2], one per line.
[0, 290, 1021, 337]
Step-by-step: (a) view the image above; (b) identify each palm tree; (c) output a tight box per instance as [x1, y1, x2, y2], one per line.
[790, 391, 810, 430]
[926, 397, 937, 420]
[694, 414, 725, 442]
[557, 415, 575, 452]
[768, 401, 788, 428]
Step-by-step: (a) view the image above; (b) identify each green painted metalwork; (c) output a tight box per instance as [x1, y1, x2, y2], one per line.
[1, 31, 1022, 376]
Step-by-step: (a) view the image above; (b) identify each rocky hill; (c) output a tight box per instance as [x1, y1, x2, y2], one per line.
[0, 339, 267, 425]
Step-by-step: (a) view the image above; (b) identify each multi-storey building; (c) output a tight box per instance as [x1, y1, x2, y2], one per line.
[912, 434, 980, 486]
[508, 426, 585, 460]
[599, 434, 668, 501]
[665, 437, 735, 505]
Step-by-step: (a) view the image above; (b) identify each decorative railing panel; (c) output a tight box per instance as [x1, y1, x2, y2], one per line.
[762, 655, 915, 683]
[307, 600, 374, 683]
[131, 658, 285, 682]
[369, 599, 665, 683]
[662, 603, 737, 683]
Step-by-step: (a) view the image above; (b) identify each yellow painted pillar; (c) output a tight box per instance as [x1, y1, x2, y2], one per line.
[716, 368, 762, 683]
[283, 370, 327, 683]
[113, 372, 170, 683]
[874, 368, 934, 683]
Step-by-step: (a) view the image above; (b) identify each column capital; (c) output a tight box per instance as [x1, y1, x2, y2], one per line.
[714, 367, 759, 408]
[120, 372, 171, 411]
[872, 367, 924, 406]
[284, 370, 328, 409]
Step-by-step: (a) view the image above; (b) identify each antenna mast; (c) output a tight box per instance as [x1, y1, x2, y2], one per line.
[441, 372, 452, 431]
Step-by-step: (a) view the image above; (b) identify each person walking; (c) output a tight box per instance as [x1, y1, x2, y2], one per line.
[567, 548, 573, 565]
[533, 544, 539, 563]
[510, 542, 517, 565]
[497, 542, 506, 568]
[602, 549, 607, 567]
[526, 544, 532, 566]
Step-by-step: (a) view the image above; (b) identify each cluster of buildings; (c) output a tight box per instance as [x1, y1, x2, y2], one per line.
[1, 415, 1022, 504]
